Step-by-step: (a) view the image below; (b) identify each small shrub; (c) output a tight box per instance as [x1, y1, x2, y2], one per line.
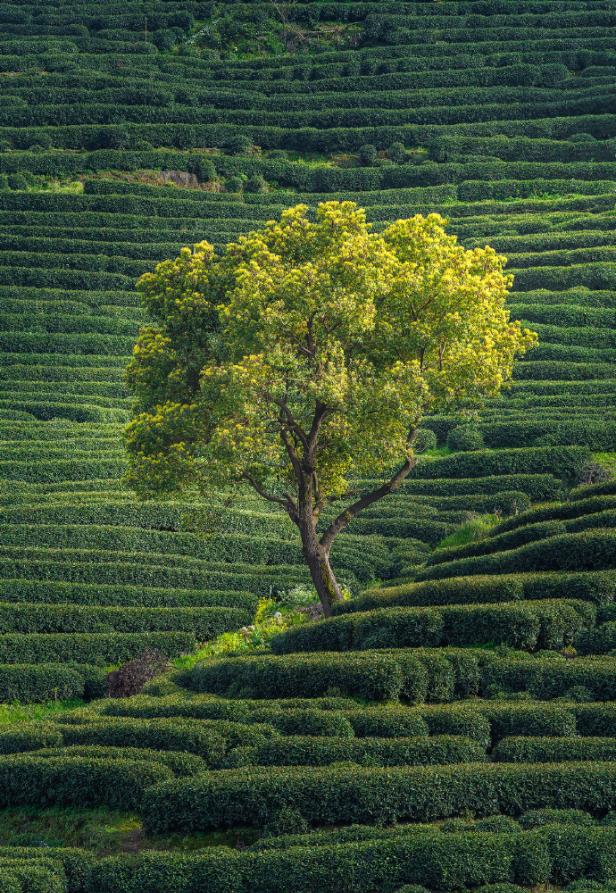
[447, 425, 485, 451]
[226, 134, 253, 155]
[245, 173, 267, 194]
[106, 649, 168, 698]
[414, 428, 437, 452]
[358, 144, 378, 166]
[520, 808, 595, 829]
[263, 807, 309, 836]
[388, 142, 407, 164]
[189, 157, 216, 182]
[225, 175, 244, 193]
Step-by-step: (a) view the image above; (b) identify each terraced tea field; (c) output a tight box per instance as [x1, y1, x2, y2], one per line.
[1, 1, 616, 890]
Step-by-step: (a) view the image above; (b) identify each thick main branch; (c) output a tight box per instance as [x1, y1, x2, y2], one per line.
[319, 429, 418, 551]
[242, 472, 298, 523]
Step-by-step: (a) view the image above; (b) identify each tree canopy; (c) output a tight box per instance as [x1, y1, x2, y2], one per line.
[125, 201, 537, 613]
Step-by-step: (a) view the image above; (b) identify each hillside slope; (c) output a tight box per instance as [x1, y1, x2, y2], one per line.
[1, 3, 616, 890]
[1, 0, 615, 696]
[2, 482, 616, 890]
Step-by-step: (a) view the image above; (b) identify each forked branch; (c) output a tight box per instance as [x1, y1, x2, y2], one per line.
[319, 429, 418, 551]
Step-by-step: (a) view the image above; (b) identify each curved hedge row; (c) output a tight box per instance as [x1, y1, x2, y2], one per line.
[56, 716, 274, 764]
[415, 530, 616, 581]
[141, 762, 616, 832]
[0, 663, 105, 703]
[227, 734, 484, 768]
[0, 580, 258, 610]
[183, 650, 616, 703]
[73, 824, 616, 892]
[0, 754, 172, 810]
[339, 570, 616, 614]
[494, 735, 616, 762]
[412, 446, 590, 481]
[33, 745, 206, 777]
[0, 631, 196, 664]
[0, 602, 251, 637]
[103, 693, 610, 744]
[272, 600, 592, 654]
[100, 696, 358, 738]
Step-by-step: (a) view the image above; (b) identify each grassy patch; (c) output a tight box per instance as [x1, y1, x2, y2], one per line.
[593, 452, 616, 476]
[0, 700, 84, 726]
[422, 446, 454, 460]
[19, 179, 84, 194]
[435, 514, 500, 550]
[0, 806, 258, 854]
[173, 589, 318, 669]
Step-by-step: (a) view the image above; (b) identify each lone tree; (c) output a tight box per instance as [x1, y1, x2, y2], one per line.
[125, 202, 536, 615]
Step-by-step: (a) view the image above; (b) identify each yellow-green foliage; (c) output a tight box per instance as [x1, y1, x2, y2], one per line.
[125, 202, 536, 502]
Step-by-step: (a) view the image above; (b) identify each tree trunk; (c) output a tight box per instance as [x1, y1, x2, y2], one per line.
[298, 514, 343, 617]
[308, 547, 342, 617]
[304, 542, 343, 618]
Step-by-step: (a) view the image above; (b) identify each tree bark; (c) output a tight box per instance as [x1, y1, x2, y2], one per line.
[299, 524, 343, 618]
[248, 406, 419, 617]
[293, 433, 419, 617]
[296, 470, 343, 616]
[317, 460, 416, 565]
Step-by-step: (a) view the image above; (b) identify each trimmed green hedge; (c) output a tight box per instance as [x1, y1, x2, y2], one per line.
[335, 576, 524, 613]
[484, 655, 616, 701]
[141, 762, 616, 832]
[184, 650, 616, 704]
[0, 847, 89, 893]
[415, 530, 616, 581]
[0, 580, 257, 610]
[0, 554, 308, 593]
[0, 725, 62, 755]
[183, 651, 424, 702]
[102, 697, 354, 738]
[575, 704, 616, 736]
[494, 736, 616, 763]
[273, 600, 592, 653]
[491, 495, 616, 536]
[412, 447, 590, 482]
[0, 632, 196, 664]
[0, 603, 252, 638]
[419, 702, 578, 745]
[478, 702, 577, 742]
[0, 663, 105, 703]
[82, 826, 616, 893]
[56, 716, 274, 764]
[343, 707, 429, 740]
[577, 621, 616, 654]
[0, 755, 172, 810]
[338, 571, 616, 614]
[107, 694, 556, 745]
[29, 745, 206, 777]
[0, 864, 65, 893]
[226, 734, 485, 768]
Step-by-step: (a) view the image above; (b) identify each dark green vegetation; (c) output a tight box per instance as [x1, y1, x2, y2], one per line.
[2, 1, 616, 891]
[0, 480, 615, 891]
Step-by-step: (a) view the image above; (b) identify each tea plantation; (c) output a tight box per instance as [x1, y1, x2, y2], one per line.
[1, 0, 616, 890]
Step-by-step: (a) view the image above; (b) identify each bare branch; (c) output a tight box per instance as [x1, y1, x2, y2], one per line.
[274, 396, 309, 452]
[242, 472, 299, 524]
[242, 472, 290, 508]
[279, 424, 303, 480]
[306, 401, 328, 463]
[319, 428, 419, 551]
